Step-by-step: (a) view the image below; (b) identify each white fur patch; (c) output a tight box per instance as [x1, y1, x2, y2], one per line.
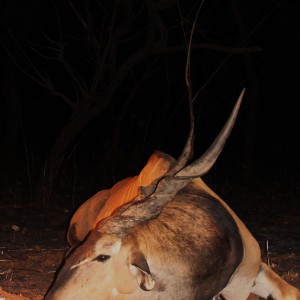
[70, 258, 89, 270]
[111, 287, 118, 296]
[111, 241, 122, 254]
[129, 264, 137, 276]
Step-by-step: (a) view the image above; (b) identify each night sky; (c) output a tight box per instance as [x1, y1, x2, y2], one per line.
[0, 0, 299, 207]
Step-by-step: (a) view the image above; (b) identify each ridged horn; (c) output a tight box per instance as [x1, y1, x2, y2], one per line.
[98, 89, 245, 237]
[177, 88, 244, 178]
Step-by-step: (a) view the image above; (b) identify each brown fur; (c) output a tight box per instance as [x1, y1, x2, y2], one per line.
[45, 184, 243, 300]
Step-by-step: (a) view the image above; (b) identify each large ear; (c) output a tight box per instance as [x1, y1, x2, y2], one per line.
[67, 189, 111, 246]
[129, 252, 155, 291]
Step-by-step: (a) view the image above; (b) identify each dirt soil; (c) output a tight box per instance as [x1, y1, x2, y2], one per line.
[0, 203, 299, 300]
[0, 206, 67, 300]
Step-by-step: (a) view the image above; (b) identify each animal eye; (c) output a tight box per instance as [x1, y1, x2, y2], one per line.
[94, 254, 111, 262]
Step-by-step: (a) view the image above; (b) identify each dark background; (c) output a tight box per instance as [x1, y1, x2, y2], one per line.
[0, 0, 299, 213]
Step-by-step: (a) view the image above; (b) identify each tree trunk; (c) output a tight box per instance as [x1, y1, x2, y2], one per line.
[1, 62, 21, 181]
[34, 100, 107, 205]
